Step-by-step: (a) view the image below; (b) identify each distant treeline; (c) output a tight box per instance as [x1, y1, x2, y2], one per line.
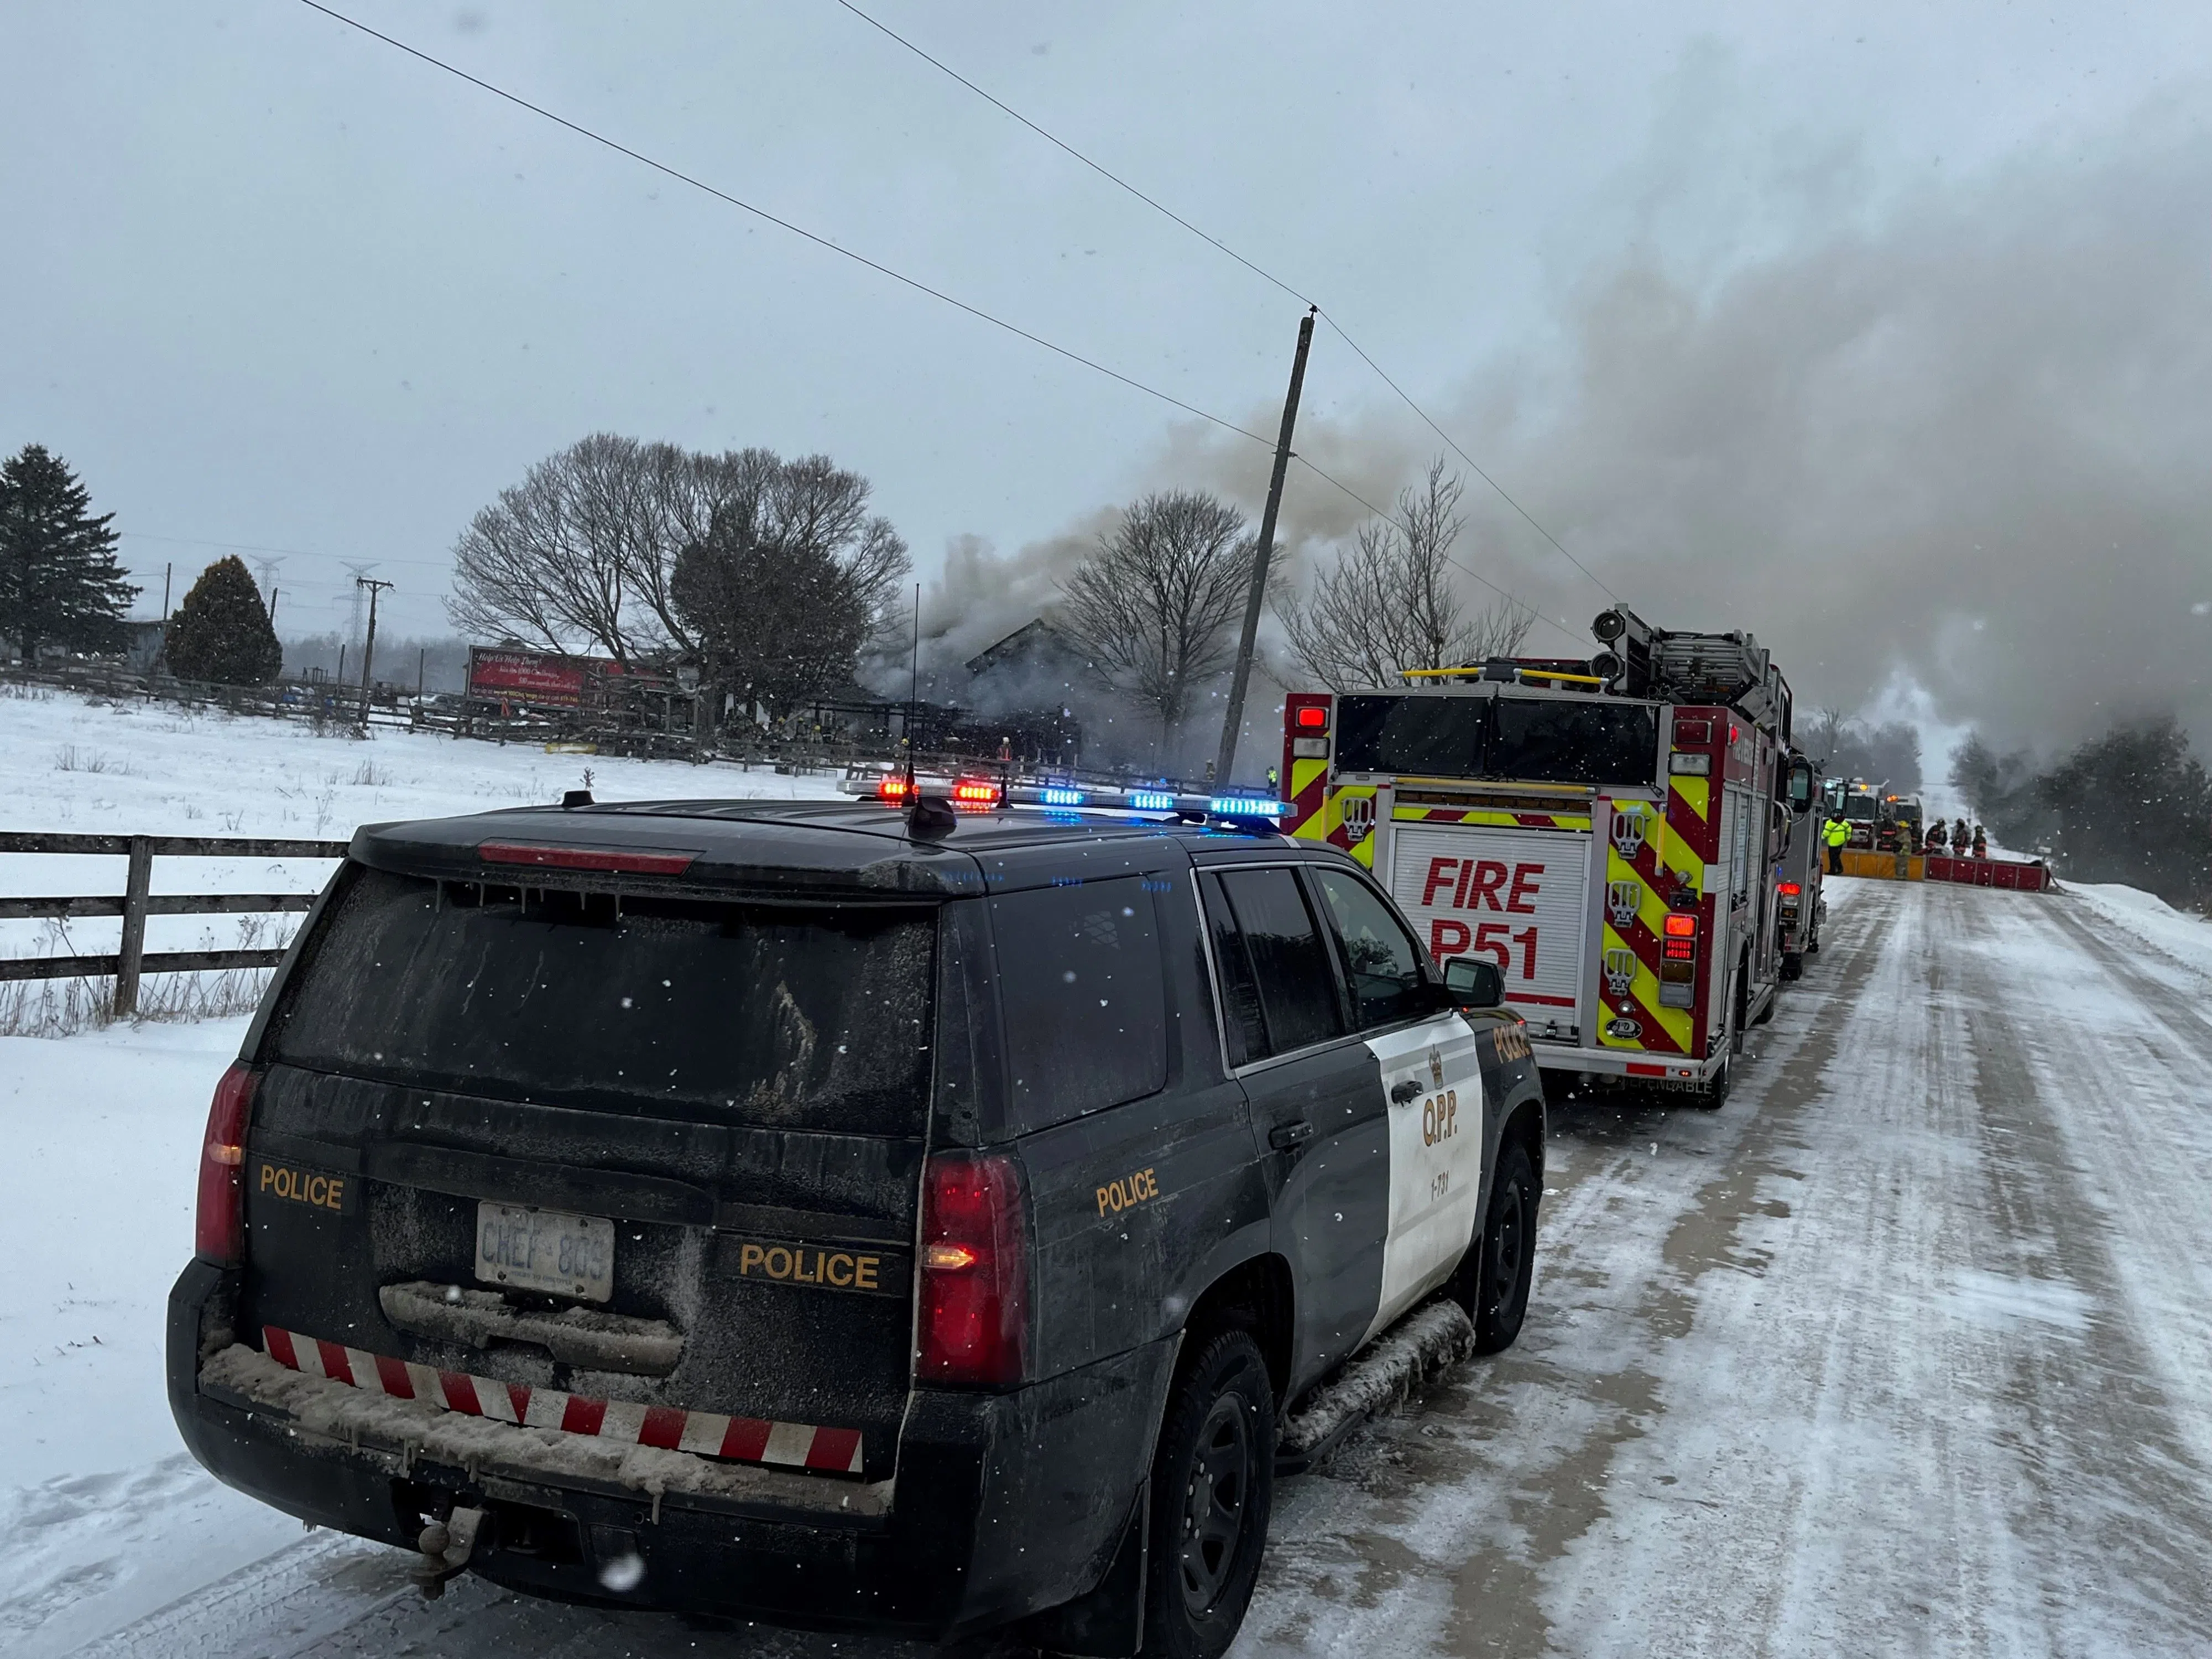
[1803, 709, 1923, 794]
[1953, 717, 2210, 908]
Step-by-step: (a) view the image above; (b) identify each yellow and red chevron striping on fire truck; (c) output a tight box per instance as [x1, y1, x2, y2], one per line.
[1283, 611, 1815, 1102]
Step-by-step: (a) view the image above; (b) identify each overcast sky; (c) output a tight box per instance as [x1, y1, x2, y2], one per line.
[4, 2, 2208, 747]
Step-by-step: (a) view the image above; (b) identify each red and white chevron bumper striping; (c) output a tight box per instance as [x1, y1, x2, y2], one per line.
[261, 1326, 864, 1475]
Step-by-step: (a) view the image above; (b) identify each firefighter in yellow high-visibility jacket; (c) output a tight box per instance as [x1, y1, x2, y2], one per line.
[1823, 814, 1851, 875]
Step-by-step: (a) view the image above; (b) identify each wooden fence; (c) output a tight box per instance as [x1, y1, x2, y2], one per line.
[0, 833, 349, 1015]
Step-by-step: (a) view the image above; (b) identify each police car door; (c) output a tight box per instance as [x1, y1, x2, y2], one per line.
[1306, 865, 1486, 1344]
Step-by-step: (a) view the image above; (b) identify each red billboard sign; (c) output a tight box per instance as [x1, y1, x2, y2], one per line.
[467, 646, 598, 708]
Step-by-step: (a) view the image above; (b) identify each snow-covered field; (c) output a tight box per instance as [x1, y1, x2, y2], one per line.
[0, 685, 843, 1028]
[0, 689, 847, 1653]
[5, 687, 2211, 1656]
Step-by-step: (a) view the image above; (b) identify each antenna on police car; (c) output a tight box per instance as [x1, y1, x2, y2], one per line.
[902, 582, 920, 799]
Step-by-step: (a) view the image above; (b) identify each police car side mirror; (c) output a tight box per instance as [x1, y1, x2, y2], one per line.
[1439, 956, 1505, 1009]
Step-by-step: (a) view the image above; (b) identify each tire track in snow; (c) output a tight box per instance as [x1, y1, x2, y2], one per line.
[1235, 888, 1891, 1656]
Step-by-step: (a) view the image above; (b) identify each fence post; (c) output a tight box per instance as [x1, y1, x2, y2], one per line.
[114, 836, 153, 1019]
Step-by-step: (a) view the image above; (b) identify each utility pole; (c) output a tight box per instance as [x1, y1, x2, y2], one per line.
[1215, 306, 1316, 789]
[267, 588, 279, 630]
[160, 564, 172, 621]
[356, 576, 394, 729]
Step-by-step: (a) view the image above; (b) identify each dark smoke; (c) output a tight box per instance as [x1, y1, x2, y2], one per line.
[1161, 108, 2212, 757]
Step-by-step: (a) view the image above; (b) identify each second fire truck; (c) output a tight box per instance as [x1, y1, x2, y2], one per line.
[1282, 607, 1816, 1105]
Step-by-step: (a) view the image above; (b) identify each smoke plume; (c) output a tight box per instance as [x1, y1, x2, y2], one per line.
[1164, 108, 2212, 756]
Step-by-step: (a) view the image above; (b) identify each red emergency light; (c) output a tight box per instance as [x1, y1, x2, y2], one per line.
[951, 778, 1001, 807]
[1777, 881, 1801, 897]
[1293, 704, 1328, 731]
[1661, 911, 1698, 961]
[878, 774, 914, 803]
[478, 842, 697, 876]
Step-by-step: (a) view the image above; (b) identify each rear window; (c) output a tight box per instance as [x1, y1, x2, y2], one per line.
[268, 866, 936, 1135]
[1334, 694, 1485, 778]
[1334, 692, 1660, 787]
[1490, 698, 1660, 786]
[992, 878, 1168, 1133]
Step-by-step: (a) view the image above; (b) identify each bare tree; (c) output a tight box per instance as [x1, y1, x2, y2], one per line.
[447, 434, 654, 663]
[447, 436, 908, 672]
[668, 452, 909, 723]
[1058, 492, 1255, 763]
[1273, 457, 1534, 691]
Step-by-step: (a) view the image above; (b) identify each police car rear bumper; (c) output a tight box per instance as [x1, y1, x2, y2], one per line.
[1528, 1042, 1725, 1084]
[166, 1259, 1171, 1638]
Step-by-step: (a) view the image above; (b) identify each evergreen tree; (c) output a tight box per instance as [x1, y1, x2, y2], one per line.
[0, 444, 139, 659]
[165, 556, 282, 685]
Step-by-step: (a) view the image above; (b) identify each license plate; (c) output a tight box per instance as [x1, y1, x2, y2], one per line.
[475, 1202, 615, 1302]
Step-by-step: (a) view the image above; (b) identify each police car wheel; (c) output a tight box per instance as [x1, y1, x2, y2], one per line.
[1145, 1329, 1275, 1658]
[1470, 1140, 1538, 1354]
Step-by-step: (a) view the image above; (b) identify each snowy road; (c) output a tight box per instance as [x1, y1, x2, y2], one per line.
[36, 879, 2212, 1657]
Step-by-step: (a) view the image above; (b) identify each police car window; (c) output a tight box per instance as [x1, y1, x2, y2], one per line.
[1311, 868, 1426, 1030]
[991, 878, 1168, 1133]
[267, 866, 935, 1136]
[1199, 874, 1268, 1066]
[1217, 867, 1345, 1055]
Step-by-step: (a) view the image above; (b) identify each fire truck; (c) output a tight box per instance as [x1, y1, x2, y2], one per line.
[1282, 607, 1816, 1105]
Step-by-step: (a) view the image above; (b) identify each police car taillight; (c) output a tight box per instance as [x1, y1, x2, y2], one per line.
[195, 1063, 258, 1264]
[917, 1153, 1027, 1387]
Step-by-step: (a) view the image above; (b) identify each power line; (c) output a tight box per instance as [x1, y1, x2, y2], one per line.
[830, 0, 1315, 313]
[826, 0, 1618, 605]
[118, 530, 454, 571]
[293, 0, 1277, 456]
[289, 1, 1592, 653]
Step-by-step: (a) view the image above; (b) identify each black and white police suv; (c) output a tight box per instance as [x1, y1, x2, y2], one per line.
[167, 779, 1546, 1657]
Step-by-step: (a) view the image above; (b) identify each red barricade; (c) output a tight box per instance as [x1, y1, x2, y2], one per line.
[1924, 854, 2049, 892]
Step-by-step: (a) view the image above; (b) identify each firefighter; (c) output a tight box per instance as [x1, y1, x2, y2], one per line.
[1926, 820, 1948, 854]
[1972, 823, 1989, 858]
[1954, 817, 1970, 853]
[1823, 812, 1850, 874]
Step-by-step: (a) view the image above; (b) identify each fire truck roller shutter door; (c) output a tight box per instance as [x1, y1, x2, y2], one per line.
[1389, 825, 1590, 1020]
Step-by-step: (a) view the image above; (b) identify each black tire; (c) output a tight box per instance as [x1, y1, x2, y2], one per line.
[1729, 955, 1750, 1055]
[1142, 1330, 1275, 1659]
[1461, 1140, 1538, 1354]
[1780, 951, 1803, 982]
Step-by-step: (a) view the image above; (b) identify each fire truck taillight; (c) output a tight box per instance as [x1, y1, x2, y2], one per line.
[1294, 705, 1329, 731]
[1658, 912, 1698, 1008]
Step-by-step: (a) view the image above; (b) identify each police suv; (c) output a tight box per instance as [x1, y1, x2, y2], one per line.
[167, 778, 1546, 1656]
